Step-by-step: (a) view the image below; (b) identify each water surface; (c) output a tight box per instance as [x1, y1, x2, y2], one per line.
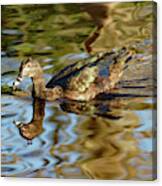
[1, 2, 156, 180]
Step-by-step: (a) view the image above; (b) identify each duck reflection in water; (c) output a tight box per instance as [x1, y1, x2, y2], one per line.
[13, 95, 152, 142]
[14, 98, 46, 143]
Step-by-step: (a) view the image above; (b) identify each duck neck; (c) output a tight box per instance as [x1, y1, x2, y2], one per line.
[32, 73, 46, 99]
[32, 72, 63, 101]
[32, 98, 45, 121]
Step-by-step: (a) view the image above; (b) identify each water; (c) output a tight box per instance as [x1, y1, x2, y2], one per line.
[1, 2, 156, 180]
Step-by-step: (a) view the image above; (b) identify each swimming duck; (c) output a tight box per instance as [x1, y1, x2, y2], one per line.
[13, 47, 135, 101]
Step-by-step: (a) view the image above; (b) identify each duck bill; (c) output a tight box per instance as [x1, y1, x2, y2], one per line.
[13, 120, 24, 128]
[13, 76, 23, 90]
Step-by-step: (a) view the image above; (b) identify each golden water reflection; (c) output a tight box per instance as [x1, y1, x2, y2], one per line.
[8, 96, 155, 180]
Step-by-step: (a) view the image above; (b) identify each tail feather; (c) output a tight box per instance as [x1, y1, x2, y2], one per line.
[97, 49, 136, 93]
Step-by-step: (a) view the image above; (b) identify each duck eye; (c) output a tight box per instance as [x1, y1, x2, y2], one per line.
[58, 88, 62, 92]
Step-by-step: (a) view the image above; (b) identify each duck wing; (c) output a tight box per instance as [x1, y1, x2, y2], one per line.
[67, 65, 99, 93]
[46, 51, 115, 89]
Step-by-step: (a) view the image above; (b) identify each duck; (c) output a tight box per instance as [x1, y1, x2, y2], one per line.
[13, 47, 135, 101]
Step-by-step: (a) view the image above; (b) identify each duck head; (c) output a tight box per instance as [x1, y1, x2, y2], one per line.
[13, 57, 43, 90]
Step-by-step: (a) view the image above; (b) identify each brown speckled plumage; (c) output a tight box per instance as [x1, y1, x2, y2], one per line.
[13, 47, 135, 101]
